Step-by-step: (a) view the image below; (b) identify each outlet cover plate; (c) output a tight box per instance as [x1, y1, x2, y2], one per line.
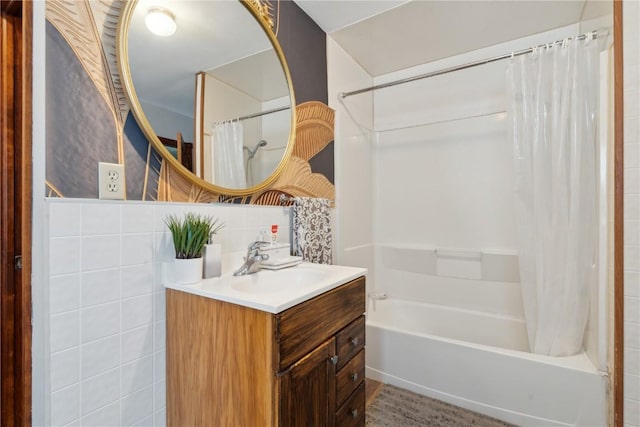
[98, 162, 126, 200]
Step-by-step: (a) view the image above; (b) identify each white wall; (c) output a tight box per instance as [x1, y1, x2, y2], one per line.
[369, 26, 585, 319]
[623, 2, 640, 425]
[45, 199, 291, 426]
[201, 75, 261, 183]
[254, 96, 290, 186]
[327, 36, 375, 293]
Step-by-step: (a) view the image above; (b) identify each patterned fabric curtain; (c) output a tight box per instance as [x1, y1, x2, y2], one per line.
[292, 197, 332, 264]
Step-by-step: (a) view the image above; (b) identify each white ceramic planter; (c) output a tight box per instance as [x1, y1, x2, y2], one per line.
[174, 257, 203, 284]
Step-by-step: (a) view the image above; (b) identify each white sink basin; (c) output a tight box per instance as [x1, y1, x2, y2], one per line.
[164, 260, 367, 313]
[230, 267, 330, 294]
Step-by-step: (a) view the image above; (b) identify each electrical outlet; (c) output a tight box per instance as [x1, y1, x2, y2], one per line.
[98, 162, 126, 200]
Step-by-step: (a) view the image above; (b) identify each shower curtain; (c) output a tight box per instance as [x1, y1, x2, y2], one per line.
[507, 35, 599, 356]
[212, 121, 246, 188]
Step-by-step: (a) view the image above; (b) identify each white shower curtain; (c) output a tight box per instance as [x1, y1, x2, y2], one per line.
[211, 121, 246, 188]
[507, 35, 599, 356]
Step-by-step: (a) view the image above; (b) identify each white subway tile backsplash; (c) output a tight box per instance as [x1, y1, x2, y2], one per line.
[121, 355, 154, 396]
[122, 204, 154, 234]
[627, 271, 640, 298]
[154, 350, 166, 381]
[81, 401, 120, 427]
[121, 234, 153, 266]
[153, 379, 166, 412]
[82, 203, 121, 235]
[627, 374, 640, 403]
[81, 335, 120, 380]
[81, 302, 120, 343]
[122, 295, 153, 331]
[626, 246, 640, 272]
[121, 385, 154, 427]
[49, 202, 82, 237]
[153, 232, 174, 263]
[51, 385, 80, 427]
[626, 168, 640, 195]
[81, 368, 120, 415]
[626, 398, 640, 427]
[51, 347, 79, 392]
[627, 348, 640, 375]
[82, 236, 121, 271]
[51, 311, 80, 353]
[625, 4, 640, 422]
[626, 144, 640, 169]
[122, 264, 153, 298]
[153, 321, 166, 351]
[625, 90, 640, 119]
[121, 325, 154, 363]
[626, 322, 640, 349]
[50, 237, 81, 276]
[81, 268, 120, 307]
[628, 195, 640, 224]
[226, 205, 248, 229]
[132, 415, 154, 427]
[50, 274, 80, 314]
[627, 297, 640, 324]
[46, 201, 305, 425]
[154, 291, 166, 322]
[626, 117, 640, 146]
[153, 204, 185, 233]
[154, 409, 166, 427]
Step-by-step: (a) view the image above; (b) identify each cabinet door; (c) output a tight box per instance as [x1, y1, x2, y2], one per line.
[278, 338, 336, 427]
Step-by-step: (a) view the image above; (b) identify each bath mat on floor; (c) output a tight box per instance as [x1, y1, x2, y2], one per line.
[366, 384, 514, 427]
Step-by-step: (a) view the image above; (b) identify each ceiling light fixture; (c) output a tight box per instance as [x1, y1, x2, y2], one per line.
[145, 8, 176, 37]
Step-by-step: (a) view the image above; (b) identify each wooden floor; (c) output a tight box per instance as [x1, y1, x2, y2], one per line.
[365, 378, 384, 408]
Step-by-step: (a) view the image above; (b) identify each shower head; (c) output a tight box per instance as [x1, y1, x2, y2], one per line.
[245, 140, 268, 160]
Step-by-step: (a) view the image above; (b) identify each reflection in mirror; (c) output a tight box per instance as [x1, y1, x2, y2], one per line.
[123, 0, 293, 192]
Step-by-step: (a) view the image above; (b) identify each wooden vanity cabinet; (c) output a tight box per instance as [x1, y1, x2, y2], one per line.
[166, 276, 366, 427]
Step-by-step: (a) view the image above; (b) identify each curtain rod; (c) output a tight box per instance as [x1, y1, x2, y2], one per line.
[234, 105, 290, 122]
[339, 29, 606, 99]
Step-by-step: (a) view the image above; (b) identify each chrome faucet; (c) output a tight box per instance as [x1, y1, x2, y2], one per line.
[233, 241, 270, 276]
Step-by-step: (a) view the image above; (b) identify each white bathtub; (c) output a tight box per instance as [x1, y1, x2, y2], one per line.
[365, 299, 607, 426]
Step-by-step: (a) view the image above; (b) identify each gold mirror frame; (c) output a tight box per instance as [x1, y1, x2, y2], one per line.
[116, 0, 296, 197]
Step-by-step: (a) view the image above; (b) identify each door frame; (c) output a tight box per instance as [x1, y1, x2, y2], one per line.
[613, 0, 624, 425]
[0, 0, 32, 425]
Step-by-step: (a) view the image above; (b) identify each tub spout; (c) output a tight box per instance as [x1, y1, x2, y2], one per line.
[368, 292, 388, 311]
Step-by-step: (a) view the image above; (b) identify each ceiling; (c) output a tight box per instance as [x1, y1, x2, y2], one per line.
[125, 0, 612, 118]
[294, 0, 612, 76]
[127, 0, 276, 117]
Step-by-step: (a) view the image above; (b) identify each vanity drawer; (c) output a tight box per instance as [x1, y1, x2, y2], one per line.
[335, 316, 365, 370]
[336, 349, 365, 407]
[336, 382, 365, 427]
[276, 277, 365, 371]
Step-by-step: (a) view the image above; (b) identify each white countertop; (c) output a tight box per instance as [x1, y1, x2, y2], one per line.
[164, 255, 367, 314]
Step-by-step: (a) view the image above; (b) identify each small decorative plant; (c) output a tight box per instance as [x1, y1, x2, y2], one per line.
[165, 213, 224, 259]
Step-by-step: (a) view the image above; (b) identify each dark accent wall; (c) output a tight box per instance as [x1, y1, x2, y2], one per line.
[276, 1, 328, 105]
[46, 22, 118, 198]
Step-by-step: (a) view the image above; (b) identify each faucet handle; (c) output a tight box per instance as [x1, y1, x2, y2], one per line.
[248, 241, 271, 251]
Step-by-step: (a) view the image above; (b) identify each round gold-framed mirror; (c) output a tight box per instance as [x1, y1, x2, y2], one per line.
[117, 0, 296, 196]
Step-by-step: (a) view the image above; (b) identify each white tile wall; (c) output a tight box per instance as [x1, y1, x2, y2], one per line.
[625, 1, 640, 425]
[46, 199, 292, 426]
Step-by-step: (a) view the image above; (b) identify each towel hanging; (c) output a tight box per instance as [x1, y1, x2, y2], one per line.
[292, 197, 332, 264]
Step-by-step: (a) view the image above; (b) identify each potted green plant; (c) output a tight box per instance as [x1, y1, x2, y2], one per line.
[165, 213, 224, 284]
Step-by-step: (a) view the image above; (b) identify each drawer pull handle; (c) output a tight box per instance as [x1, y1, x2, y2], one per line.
[350, 372, 359, 382]
[350, 337, 359, 346]
[329, 355, 339, 365]
[351, 409, 358, 418]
